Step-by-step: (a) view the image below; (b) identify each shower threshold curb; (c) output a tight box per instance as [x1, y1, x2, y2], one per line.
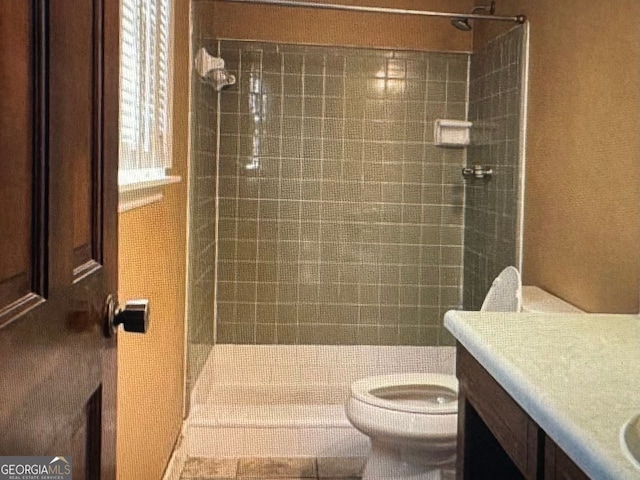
[190, 403, 352, 428]
[186, 404, 370, 457]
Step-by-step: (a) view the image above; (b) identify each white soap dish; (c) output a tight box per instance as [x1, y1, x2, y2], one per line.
[434, 119, 472, 147]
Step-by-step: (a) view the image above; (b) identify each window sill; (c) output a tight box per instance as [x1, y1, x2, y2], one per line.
[118, 175, 182, 213]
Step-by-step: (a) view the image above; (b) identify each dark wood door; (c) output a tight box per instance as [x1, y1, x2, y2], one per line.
[0, 0, 120, 478]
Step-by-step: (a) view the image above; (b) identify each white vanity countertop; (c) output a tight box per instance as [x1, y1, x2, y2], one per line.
[444, 311, 640, 480]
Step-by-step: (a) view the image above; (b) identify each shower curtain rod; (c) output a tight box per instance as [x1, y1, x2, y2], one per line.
[222, 0, 526, 24]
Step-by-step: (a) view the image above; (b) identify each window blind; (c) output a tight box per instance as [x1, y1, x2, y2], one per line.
[119, 0, 172, 177]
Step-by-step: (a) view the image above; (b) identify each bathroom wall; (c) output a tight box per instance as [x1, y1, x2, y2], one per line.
[189, 0, 479, 344]
[192, 0, 474, 53]
[214, 41, 468, 345]
[116, 0, 190, 478]
[474, 1, 639, 313]
[463, 26, 524, 310]
[185, 15, 218, 413]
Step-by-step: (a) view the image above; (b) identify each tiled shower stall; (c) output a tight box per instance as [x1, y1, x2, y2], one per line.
[186, 27, 525, 401]
[215, 42, 468, 346]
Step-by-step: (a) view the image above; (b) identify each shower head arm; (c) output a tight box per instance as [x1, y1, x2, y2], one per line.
[195, 47, 237, 90]
[470, 1, 496, 15]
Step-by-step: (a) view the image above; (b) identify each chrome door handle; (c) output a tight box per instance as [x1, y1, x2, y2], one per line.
[104, 294, 150, 337]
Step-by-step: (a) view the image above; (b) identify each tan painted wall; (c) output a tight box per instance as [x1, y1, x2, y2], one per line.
[195, 0, 475, 52]
[474, 1, 639, 313]
[116, 0, 190, 478]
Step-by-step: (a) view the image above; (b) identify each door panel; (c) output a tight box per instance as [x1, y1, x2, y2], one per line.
[0, 1, 35, 309]
[50, 0, 97, 271]
[0, 1, 119, 478]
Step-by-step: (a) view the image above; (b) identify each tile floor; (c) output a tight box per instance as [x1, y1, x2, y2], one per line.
[180, 457, 366, 480]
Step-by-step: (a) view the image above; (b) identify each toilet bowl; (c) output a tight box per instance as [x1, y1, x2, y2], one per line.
[346, 374, 458, 480]
[346, 266, 523, 480]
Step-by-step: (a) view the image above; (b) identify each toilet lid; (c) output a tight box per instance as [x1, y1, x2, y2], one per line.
[480, 266, 522, 312]
[350, 373, 458, 415]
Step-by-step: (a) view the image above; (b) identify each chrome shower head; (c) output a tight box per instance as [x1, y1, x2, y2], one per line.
[451, 18, 472, 31]
[451, 1, 496, 31]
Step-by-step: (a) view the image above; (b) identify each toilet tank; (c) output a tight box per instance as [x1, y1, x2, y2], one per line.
[521, 286, 584, 313]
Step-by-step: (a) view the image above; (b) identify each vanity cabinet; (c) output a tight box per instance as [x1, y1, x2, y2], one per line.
[543, 438, 591, 480]
[456, 346, 590, 480]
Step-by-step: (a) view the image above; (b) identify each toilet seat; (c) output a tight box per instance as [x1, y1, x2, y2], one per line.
[350, 373, 458, 415]
[481, 266, 522, 312]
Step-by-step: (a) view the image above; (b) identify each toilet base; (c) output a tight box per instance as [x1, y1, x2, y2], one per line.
[362, 440, 455, 480]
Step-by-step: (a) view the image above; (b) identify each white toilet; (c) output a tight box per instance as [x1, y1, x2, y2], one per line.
[345, 266, 522, 480]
